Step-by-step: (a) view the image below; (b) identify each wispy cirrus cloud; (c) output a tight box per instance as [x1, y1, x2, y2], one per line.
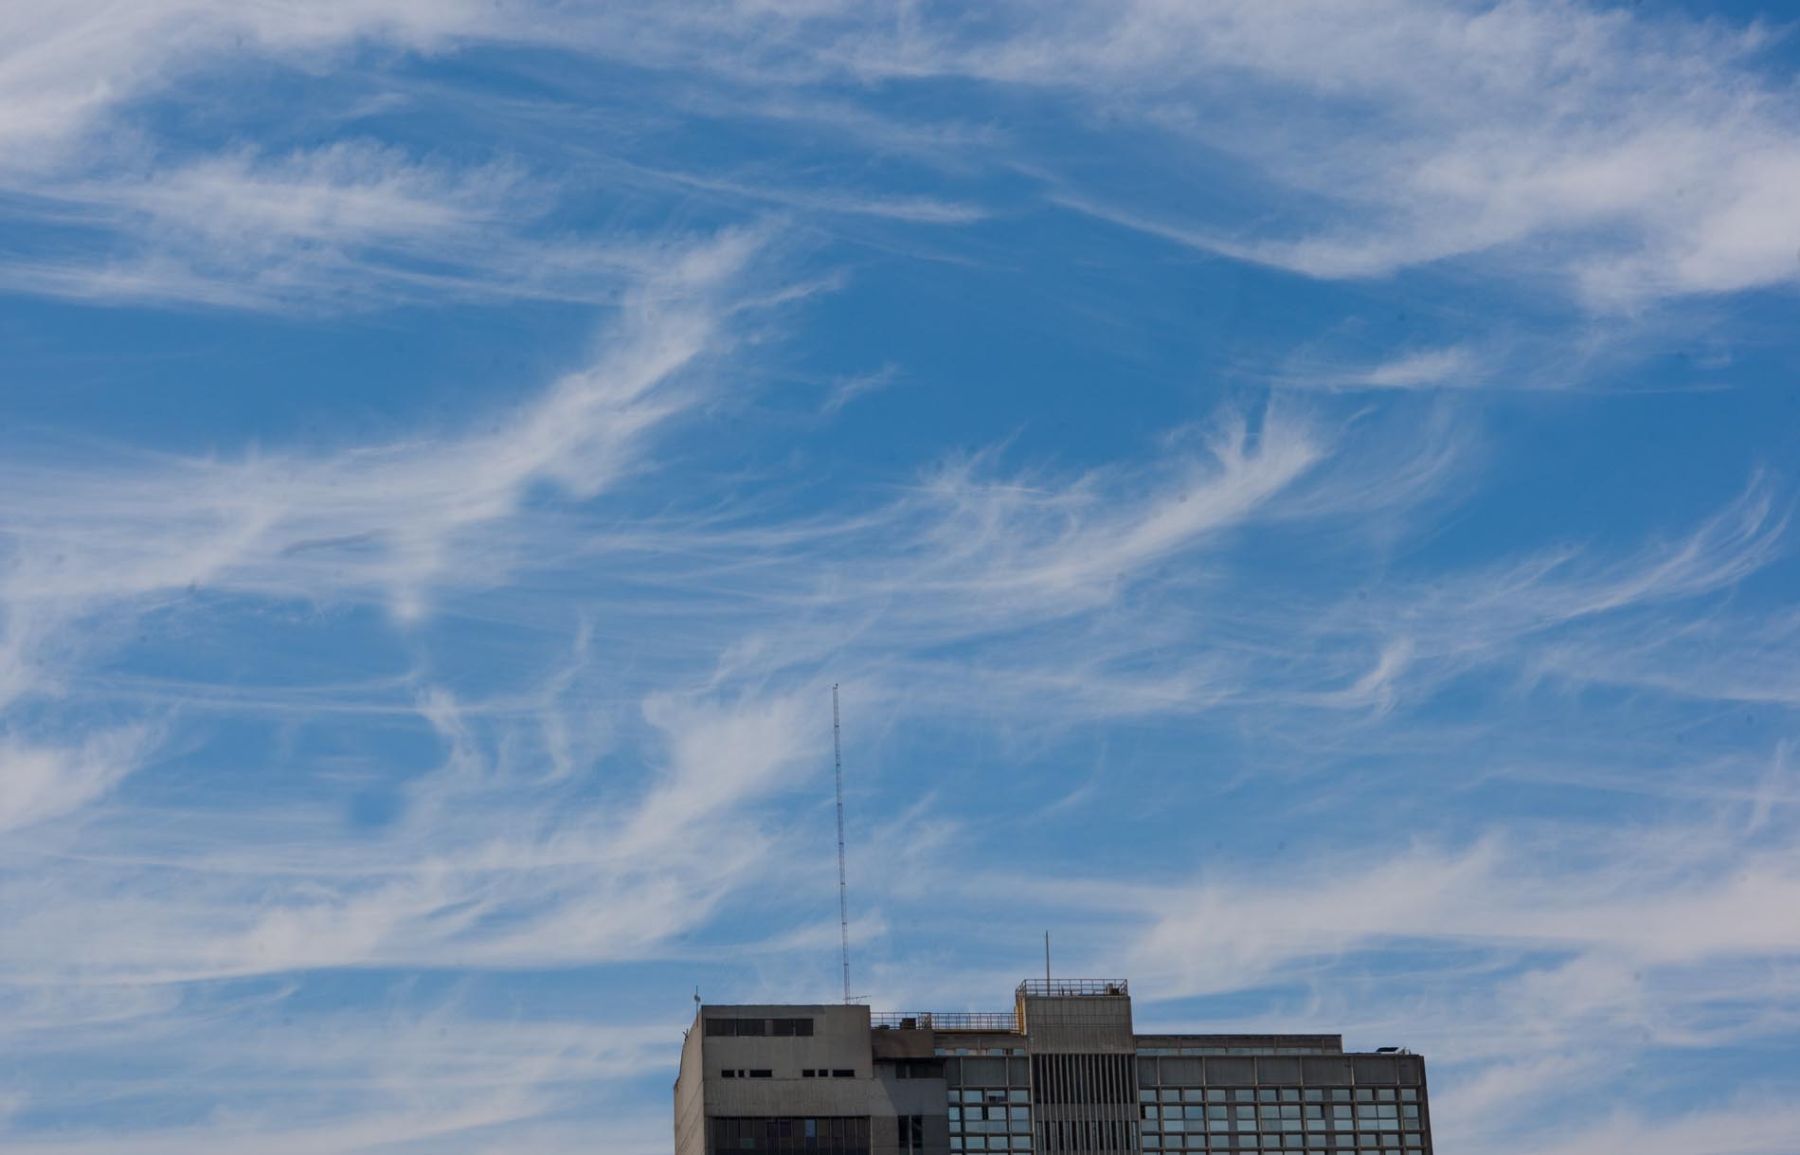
[3, 338, 1786, 1152]
[0, 689, 819, 987]
[3, 1, 1798, 1153]
[0, 727, 156, 832]
[0, 0, 510, 165]
[947, 1, 1800, 306]
[1273, 346, 1487, 392]
[0, 141, 670, 309]
[0, 225, 764, 641]
[0, 227, 770, 884]
[15, 0, 1797, 315]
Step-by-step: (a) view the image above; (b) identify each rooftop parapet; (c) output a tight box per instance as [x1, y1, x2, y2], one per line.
[869, 1011, 1019, 1032]
[1016, 978, 1129, 998]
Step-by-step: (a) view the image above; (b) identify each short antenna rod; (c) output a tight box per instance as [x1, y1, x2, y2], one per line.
[1045, 931, 1052, 989]
[833, 684, 851, 1005]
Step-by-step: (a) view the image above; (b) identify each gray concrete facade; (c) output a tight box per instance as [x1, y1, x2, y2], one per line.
[673, 980, 1431, 1155]
[674, 1004, 946, 1155]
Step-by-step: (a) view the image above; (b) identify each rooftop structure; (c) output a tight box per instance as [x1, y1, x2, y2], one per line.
[674, 978, 1431, 1155]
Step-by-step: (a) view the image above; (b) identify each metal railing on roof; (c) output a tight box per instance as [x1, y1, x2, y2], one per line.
[870, 1012, 1020, 1032]
[1016, 978, 1129, 998]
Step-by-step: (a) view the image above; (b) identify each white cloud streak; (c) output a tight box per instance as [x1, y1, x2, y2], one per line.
[7, 1, 1799, 310]
[1293, 347, 1486, 392]
[1, 2, 1797, 1150]
[960, 1, 1800, 305]
[532, 0, 1800, 308]
[0, 1, 509, 165]
[0, 727, 155, 832]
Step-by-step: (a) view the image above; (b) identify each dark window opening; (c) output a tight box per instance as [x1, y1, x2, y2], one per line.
[709, 1116, 870, 1154]
[705, 1016, 814, 1039]
[771, 1017, 815, 1037]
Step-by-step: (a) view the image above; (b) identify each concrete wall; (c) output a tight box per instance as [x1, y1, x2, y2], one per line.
[688, 1003, 954, 1154]
[1019, 994, 1135, 1054]
[674, 1013, 707, 1155]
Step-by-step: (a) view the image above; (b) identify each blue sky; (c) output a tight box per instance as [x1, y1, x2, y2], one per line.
[2, 2, 1799, 1152]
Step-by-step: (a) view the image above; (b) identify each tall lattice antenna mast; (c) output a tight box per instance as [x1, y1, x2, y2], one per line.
[833, 684, 851, 1005]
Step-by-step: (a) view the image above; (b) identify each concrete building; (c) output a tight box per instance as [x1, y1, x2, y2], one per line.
[674, 979, 1432, 1155]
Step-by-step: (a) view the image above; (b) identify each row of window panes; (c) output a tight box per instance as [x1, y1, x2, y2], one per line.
[1138, 1048, 1337, 1056]
[1145, 1108, 1417, 1129]
[952, 1089, 1031, 1105]
[704, 1017, 815, 1037]
[950, 1118, 1032, 1134]
[708, 1115, 866, 1153]
[1144, 1089, 1416, 1104]
[1144, 1101, 1411, 1122]
[1145, 1106, 1419, 1123]
[1148, 1121, 1421, 1135]
[948, 1138, 1032, 1151]
[1146, 1138, 1420, 1152]
[951, 1107, 1032, 1125]
[937, 1048, 1029, 1056]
